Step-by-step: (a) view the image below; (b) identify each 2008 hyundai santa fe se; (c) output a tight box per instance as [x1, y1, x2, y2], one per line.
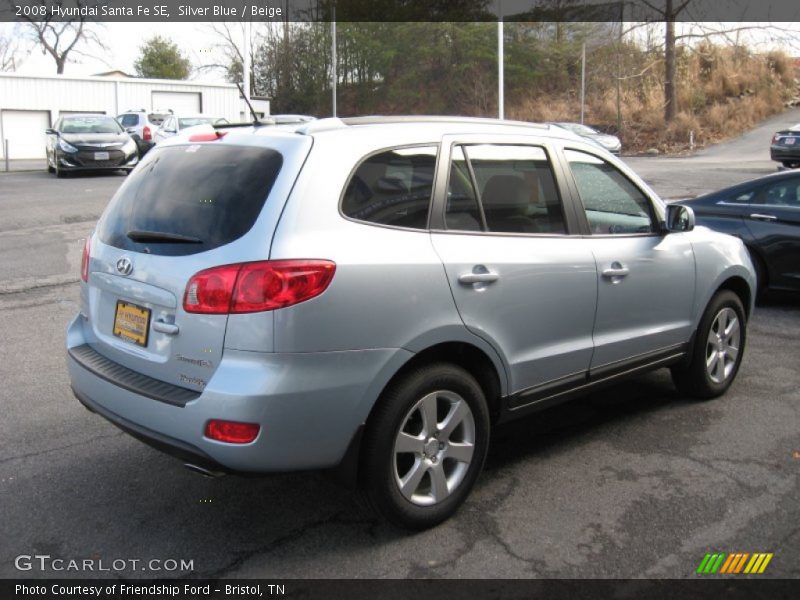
[67, 116, 756, 529]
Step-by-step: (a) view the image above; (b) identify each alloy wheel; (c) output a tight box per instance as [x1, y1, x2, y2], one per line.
[705, 307, 740, 384]
[393, 390, 475, 506]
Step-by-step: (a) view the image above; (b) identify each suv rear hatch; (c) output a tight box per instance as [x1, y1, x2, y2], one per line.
[83, 134, 311, 392]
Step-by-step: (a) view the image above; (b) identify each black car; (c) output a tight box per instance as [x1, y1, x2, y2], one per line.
[680, 171, 800, 293]
[46, 114, 139, 177]
[770, 124, 800, 169]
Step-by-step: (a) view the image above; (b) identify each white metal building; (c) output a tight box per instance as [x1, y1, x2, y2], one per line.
[0, 73, 257, 159]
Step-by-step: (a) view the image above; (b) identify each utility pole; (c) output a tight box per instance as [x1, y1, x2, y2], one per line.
[580, 42, 586, 124]
[497, 2, 504, 119]
[331, 5, 337, 117]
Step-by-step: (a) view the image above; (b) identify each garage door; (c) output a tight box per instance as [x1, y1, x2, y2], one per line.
[0, 110, 51, 159]
[151, 91, 201, 114]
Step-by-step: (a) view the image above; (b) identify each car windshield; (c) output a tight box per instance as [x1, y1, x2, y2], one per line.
[61, 116, 122, 134]
[178, 117, 217, 128]
[559, 123, 598, 136]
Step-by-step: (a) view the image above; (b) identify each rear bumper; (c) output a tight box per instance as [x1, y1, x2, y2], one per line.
[66, 315, 411, 472]
[770, 146, 800, 162]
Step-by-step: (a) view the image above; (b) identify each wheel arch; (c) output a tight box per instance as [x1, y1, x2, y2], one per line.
[714, 275, 753, 321]
[335, 339, 506, 488]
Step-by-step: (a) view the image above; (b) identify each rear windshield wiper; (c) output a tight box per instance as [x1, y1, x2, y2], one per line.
[127, 230, 203, 244]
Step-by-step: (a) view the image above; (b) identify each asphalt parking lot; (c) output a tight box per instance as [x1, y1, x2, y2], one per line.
[0, 110, 798, 580]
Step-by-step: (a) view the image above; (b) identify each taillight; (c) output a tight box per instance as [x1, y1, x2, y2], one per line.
[143, 126, 151, 141]
[205, 420, 260, 444]
[81, 234, 91, 282]
[183, 260, 336, 314]
[772, 133, 781, 144]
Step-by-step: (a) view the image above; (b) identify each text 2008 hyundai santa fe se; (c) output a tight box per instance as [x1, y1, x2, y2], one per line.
[67, 116, 755, 529]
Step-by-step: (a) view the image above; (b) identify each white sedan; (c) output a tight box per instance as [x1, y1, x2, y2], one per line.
[153, 114, 229, 144]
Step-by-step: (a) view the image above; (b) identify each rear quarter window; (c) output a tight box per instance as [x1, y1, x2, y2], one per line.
[96, 144, 282, 256]
[341, 146, 437, 230]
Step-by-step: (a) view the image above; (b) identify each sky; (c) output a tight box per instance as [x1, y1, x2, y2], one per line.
[3, 22, 232, 82]
[3, 21, 800, 83]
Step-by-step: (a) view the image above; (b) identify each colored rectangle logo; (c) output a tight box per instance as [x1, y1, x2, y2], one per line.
[697, 552, 773, 575]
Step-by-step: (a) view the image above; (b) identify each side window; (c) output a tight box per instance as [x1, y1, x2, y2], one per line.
[341, 146, 437, 229]
[724, 190, 755, 204]
[565, 149, 656, 235]
[446, 144, 566, 234]
[759, 179, 800, 207]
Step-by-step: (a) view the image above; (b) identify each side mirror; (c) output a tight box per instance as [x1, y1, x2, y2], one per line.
[45, 128, 58, 135]
[125, 127, 137, 134]
[665, 204, 695, 232]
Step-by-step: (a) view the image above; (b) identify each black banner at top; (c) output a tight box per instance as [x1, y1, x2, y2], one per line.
[2, 0, 800, 22]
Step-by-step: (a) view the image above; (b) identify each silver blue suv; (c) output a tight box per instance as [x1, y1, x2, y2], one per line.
[67, 117, 755, 529]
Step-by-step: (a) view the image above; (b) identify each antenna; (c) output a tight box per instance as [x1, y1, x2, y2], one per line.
[237, 82, 260, 125]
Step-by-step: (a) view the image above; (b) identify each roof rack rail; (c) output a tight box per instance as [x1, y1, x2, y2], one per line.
[339, 115, 547, 129]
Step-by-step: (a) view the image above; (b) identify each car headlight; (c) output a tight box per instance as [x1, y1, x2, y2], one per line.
[58, 138, 78, 153]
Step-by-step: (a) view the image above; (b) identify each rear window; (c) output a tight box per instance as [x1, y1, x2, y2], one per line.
[118, 114, 139, 127]
[96, 144, 283, 256]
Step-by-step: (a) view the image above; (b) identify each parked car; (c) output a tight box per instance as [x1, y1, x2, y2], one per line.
[769, 124, 800, 169]
[153, 114, 230, 144]
[550, 122, 622, 154]
[679, 170, 800, 293]
[270, 114, 316, 124]
[67, 116, 754, 529]
[46, 114, 139, 177]
[116, 109, 172, 156]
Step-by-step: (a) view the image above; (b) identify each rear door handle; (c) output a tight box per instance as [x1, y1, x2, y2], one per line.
[602, 262, 630, 279]
[152, 319, 179, 335]
[749, 213, 777, 222]
[458, 271, 499, 285]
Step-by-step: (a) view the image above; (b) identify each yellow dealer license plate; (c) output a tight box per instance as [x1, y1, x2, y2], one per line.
[113, 301, 151, 347]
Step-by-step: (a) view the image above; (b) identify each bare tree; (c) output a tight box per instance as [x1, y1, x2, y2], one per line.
[19, 1, 106, 74]
[196, 22, 263, 94]
[630, 1, 795, 123]
[1, 27, 29, 71]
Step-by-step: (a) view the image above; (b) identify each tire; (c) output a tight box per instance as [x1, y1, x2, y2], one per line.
[671, 290, 746, 400]
[55, 163, 65, 178]
[361, 363, 490, 530]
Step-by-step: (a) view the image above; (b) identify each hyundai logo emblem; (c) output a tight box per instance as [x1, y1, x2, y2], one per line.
[116, 257, 133, 276]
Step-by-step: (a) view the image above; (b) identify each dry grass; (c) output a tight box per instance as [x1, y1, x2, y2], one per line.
[507, 44, 797, 153]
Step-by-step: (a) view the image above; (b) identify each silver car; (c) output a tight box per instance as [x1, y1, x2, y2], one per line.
[67, 117, 755, 529]
[550, 122, 622, 154]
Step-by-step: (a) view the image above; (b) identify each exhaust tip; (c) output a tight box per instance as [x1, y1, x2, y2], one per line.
[184, 462, 227, 479]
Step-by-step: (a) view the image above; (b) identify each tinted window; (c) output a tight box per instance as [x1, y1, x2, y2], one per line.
[96, 144, 283, 256]
[341, 146, 437, 229]
[118, 114, 139, 127]
[759, 178, 800, 207]
[447, 144, 566, 234]
[565, 149, 656, 234]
